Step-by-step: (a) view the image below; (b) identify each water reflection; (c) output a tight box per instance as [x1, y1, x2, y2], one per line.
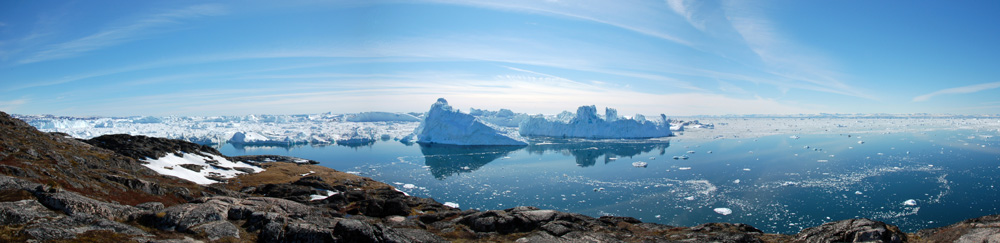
[419, 139, 670, 179]
[419, 144, 524, 179]
[526, 139, 670, 167]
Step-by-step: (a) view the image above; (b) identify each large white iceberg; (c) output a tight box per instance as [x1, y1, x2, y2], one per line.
[519, 105, 672, 139]
[412, 98, 528, 146]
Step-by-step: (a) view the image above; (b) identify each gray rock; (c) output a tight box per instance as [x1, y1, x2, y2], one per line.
[190, 220, 240, 241]
[541, 221, 574, 236]
[0, 199, 60, 225]
[334, 218, 412, 243]
[916, 214, 1000, 242]
[395, 228, 448, 243]
[136, 201, 165, 212]
[516, 231, 570, 243]
[24, 213, 152, 241]
[794, 218, 905, 243]
[459, 210, 525, 233]
[35, 190, 140, 221]
[157, 201, 229, 232]
[104, 174, 164, 195]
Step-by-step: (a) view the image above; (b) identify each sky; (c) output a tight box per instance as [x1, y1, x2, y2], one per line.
[1, 0, 999, 116]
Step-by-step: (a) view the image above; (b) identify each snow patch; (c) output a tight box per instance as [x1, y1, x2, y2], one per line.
[142, 152, 263, 185]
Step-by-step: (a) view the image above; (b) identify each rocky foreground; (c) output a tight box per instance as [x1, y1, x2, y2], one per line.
[1, 110, 999, 242]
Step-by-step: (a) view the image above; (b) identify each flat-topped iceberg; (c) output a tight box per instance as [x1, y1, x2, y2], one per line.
[412, 98, 528, 146]
[519, 105, 672, 139]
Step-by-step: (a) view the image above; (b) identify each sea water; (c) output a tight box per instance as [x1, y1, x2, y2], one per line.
[218, 129, 1000, 234]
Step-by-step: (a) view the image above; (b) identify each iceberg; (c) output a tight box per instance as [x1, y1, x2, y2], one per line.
[519, 105, 672, 139]
[412, 98, 528, 146]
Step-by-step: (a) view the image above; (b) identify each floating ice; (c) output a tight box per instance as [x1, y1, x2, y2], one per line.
[903, 199, 917, 206]
[733, 179, 741, 184]
[687, 150, 696, 154]
[858, 141, 865, 144]
[714, 208, 733, 215]
[855, 191, 863, 195]
[519, 105, 671, 139]
[444, 202, 460, 208]
[678, 167, 692, 170]
[817, 160, 829, 163]
[632, 161, 648, 167]
[403, 184, 417, 189]
[413, 98, 527, 146]
[790, 135, 800, 139]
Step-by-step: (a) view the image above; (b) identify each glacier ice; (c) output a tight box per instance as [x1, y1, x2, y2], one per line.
[412, 98, 528, 146]
[344, 112, 420, 122]
[519, 105, 672, 139]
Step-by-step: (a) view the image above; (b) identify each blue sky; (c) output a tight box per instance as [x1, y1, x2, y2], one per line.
[1, 0, 999, 116]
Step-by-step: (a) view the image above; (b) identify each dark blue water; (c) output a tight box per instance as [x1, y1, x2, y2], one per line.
[218, 130, 1000, 234]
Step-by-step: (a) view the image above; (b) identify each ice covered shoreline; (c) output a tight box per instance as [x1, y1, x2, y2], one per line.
[16, 109, 1000, 147]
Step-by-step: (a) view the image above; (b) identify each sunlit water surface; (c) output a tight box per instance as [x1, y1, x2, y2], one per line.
[218, 130, 1000, 234]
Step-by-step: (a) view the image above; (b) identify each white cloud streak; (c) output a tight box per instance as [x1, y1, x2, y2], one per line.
[16, 4, 226, 64]
[913, 81, 1000, 102]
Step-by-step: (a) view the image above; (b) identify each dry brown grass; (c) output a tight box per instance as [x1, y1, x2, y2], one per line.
[222, 162, 393, 191]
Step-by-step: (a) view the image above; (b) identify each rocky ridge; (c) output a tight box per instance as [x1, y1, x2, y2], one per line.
[1, 110, 1000, 242]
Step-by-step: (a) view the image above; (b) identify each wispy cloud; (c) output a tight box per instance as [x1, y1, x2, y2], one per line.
[0, 98, 28, 112]
[913, 81, 1000, 102]
[16, 4, 226, 64]
[427, 0, 694, 47]
[720, 1, 873, 100]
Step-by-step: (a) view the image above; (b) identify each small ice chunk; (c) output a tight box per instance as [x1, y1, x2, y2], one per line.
[687, 151, 696, 154]
[742, 168, 751, 171]
[858, 141, 865, 144]
[790, 135, 800, 139]
[632, 161, 648, 167]
[403, 184, 417, 189]
[817, 160, 829, 163]
[714, 208, 733, 215]
[855, 191, 863, 195]
[678, 167, 691, 170]
[903, 199, 917, 206]
[444, 202, 460, 208]
[684, 196, 695, 201]
[733, 179, 740, 184]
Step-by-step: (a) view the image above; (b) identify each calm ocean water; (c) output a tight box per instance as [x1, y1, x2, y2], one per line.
[218, 129, 1000, 234]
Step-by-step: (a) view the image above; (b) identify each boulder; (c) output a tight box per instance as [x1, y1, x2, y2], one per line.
[794, 218, 906, 243]
[916, 214, 1000, 242]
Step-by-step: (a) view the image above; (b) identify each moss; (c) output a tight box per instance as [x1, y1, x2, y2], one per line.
[0, 189, 35, 202]
[0, 224, 30, 242]
[48, 230, 138, 243]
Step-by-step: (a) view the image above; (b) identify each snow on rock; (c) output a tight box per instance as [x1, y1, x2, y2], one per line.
[344, 112, 420, 122]
[519, 105, 672, 139]
[412, 98, 528, 146]
[142, 152, 264, 185]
